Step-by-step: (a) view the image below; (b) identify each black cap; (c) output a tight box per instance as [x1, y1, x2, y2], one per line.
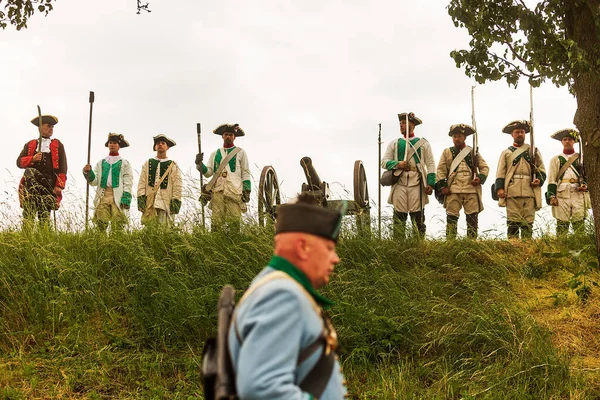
[276, 194, 346, 243]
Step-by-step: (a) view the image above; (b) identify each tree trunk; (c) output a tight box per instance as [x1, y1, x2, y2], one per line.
[570, 1, 600, 258]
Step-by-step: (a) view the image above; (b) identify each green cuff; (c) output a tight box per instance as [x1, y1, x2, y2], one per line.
[137, 195, 146, 211]
[86, 170, 96, 182]
[385, 161, 398, 170]
[170, 199, 182, 214]
[547, 183, 557, 197]
[537, 171, 547, 185]
[426, 173, 436, 187]
[121, 192, 132, 206]
[495, 178, 505, 191]
[436, 179, 448, 189]
[479, 174, 487, 185]
[202, 164, 208, 174]
[243, 180, 251, 192]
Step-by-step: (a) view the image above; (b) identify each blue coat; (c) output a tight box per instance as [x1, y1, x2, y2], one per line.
[228, 258, 347, 400]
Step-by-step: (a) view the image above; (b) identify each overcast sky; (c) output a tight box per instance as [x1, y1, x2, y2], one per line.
[0, 0, 580, 237]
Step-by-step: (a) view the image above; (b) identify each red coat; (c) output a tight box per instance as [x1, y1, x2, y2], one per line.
[17, 139, 67, 208]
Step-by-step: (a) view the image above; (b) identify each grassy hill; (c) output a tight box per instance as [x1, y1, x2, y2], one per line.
[0, 226, 599, 399]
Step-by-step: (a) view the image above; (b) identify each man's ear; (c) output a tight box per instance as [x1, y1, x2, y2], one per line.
[295, 236, 310, 261]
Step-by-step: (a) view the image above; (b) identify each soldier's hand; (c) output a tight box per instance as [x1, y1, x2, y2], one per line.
[53, 187, 63, 196]
[242, 190, 251, 203]
[497, 188, 506, 199]
[471, 177, 481, 186]
[32, 152, 43, 162]
[549, 196, 559, 206]
[195, 152, 204, 166]
[578, 184, 588, 192]
[531, 178, 541, 187]
[121, 203, 130, 210]
[83, 164, 91, 173]
[425, 185, 433, 195]
[441, 187, 450, 196]
[396, 161, 409, 171]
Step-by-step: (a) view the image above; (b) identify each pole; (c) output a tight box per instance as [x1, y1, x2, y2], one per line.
[471, 86, 479, 180]
[529, 85, 536, 181]
[36, 106, 43, 152]
[197, 123, 206, 229]
[85, 91, 95, 230]
[378, 123, 382, 239]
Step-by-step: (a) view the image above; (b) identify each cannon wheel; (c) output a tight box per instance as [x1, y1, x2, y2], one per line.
[353, 160, 371, 233]
[258, 166, 281, 227]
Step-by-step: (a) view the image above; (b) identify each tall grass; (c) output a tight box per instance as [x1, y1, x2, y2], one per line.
[0, 227, 598, 398]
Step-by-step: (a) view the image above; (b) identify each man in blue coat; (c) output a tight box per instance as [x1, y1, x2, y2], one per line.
[228, 194, 347, 399]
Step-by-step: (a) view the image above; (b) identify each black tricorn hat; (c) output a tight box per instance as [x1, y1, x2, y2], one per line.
[276, 194, 347, 243]
[551, 128, 580, 142]
[213, 123, 245, 137]
[153, 134, 176, 150]
[30, 115, 59, 127]
[397, 112, 422, 126]
[502, 120, 531, 134]
[105, 133, 130, 148]
[448, 123, 475, 137]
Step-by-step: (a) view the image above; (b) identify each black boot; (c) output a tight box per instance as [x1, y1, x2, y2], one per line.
[522, 223, 533, 239]
[572, 220, 585, 235]
[466, 213, 478, 239]
[507, 221, 519, 239]
[446, 214, 459, 239]
[393, 211, 408, 240]
[410, 211, 426, 239]
[556, 220, 570, 236]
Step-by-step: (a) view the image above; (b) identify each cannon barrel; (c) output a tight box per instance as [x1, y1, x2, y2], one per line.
[300, 157, 323, 191]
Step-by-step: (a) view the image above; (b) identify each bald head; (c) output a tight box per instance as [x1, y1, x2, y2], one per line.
[274, 232, 340, 289]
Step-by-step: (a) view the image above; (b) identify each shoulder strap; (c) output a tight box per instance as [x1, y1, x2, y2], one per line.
[507, 144, 530, 166]
[555, 153, 580, 183]
[205, 147, 243, 192]
[449, 146, 472, 174]
[406, 138, 426, 162]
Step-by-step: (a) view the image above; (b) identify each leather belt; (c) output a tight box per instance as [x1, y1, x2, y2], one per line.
[561, 178, 578, 183]
[512, 175, 531, 180]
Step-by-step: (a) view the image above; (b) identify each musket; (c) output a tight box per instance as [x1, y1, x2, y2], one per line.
[529, 85, 537, 181]
[404, 113, 409, 164]
[36, 106, 43, 153]
[471, 86, 479, 180]
[578, 135, 586, 187]
[85, 91, 95, 230]
[215, 285, 236, 399]
[197, 123, 206, 228]
[378, 123, 382, 239]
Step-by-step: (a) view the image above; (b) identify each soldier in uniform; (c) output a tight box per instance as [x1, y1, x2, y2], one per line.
[228, 193, 347, 399]
[546, 128, 589, 235]
[436, 124, 489, 239]
[495, 120, 546, 239]
[17, 114, 67, 228]
[195, 123, 251, 233]
[137, 134, 183, 226]
[83, 133, 133, 232]
[381, 112, 436, 239]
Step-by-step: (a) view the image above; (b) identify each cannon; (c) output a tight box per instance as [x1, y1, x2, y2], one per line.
[257, 157, 371, 232]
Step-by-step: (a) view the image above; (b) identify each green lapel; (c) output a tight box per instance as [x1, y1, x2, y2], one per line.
[214, 147, 238, 172]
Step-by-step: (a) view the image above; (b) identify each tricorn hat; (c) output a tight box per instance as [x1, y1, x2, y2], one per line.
[449, 123, 475, 137]
[397, 112, 422, 126]
[105, 133, 130, 148]
[551, 128, 580, 142]
[30, 115, 59, 127]
[153, 134, 176, 150]
[213, 123, 245, 137]
[276, 194, 347, 243]
[502, 120, 531, 134]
